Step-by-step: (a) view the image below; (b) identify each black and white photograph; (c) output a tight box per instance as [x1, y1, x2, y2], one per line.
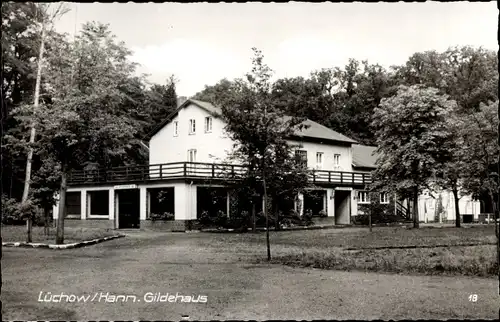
[1, 1, 499, 320]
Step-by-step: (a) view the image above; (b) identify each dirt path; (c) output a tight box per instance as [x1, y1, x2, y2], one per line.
[2, 231, 498, 320]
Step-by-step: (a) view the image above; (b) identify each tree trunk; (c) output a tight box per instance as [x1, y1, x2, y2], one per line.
[263, 167, 271, 261]
[56, 167, 68, 245]
[21, 21, 47, 244]
[252, 200, 256, 233]
[369, 205, 372, 232]
[44, 206, 50, 235]
[452, 187, 461, 228]
[413, 187, 419, 228]
[490, 192, 499, 279]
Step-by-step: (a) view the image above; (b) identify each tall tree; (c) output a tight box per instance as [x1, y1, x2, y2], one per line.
[19, 3, 68, 242]
[32, 22, 140, 244]
[371, 85, 456, 228]
[192, 78, 235, 106]
[219, 48, 309, 259]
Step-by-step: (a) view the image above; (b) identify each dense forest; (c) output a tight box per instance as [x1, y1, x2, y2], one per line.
[1, 2, 498, 221]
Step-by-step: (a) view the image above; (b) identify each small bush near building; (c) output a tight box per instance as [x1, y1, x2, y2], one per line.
[150, 212, 175, 221]
[1, 195, 47, 226]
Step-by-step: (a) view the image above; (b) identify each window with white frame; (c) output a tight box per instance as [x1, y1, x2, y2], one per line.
[188, 149, 197, 162]
[380, 192, 389, 204]
[204, 116, 212, 133]
[333, 153, 341, 166]
[189, 119, 196, 134]
[173, 121, 179, 136]
[316, 152, 324, 169]
[358, 191, 370, 204]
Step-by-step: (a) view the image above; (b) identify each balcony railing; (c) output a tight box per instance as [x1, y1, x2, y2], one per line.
[68, 162, 371, 186]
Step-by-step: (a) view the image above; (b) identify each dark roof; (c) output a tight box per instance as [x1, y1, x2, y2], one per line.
[146, 99, 357, 144]
[352, 144, 378, 169]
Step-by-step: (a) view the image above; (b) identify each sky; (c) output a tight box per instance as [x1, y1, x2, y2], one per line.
[54, 2, 497, 97]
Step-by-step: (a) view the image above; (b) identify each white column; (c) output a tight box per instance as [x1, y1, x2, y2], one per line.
[327, 189, 335, 218]
[176, 183, 198, 220]
[81, 190, 87, 220]
[109, 188, 115, 220]
[52, 193, 60, 219]
[147, 190, 151, 219]
[139, 186, 147, 221]
[114, 192, 119, 229]
[323, 190, 327, 212]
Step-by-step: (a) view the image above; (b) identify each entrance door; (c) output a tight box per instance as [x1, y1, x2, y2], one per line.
[118, 189, 140, 229]
[334, 190, 351, 225]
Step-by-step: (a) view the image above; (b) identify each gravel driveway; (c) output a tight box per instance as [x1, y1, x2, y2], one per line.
[2, 231, 498, 320]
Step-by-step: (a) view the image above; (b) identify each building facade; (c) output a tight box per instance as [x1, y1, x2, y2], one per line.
[54, 99, 378, 230]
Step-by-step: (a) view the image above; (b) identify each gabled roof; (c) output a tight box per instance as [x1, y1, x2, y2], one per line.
[352, 144, 378, 169]
[146, 99, 221, 139]
[146, 98, 357, 145]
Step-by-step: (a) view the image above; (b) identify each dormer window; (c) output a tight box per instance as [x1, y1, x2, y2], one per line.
[204, 116, 212, 133]
[189, 119, 196, 134]
[173, 121, 178, 136]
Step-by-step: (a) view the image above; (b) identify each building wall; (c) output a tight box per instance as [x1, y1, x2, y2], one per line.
[149, 103, 355, 169]
[288, 140, 353, 172]
[149, 103, 235, 164]
[418, 190, 481, 223]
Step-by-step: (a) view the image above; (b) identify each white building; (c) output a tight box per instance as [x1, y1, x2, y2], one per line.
[54, 99, 376, 230]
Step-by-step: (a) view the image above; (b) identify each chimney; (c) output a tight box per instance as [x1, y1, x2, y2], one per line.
[177, 96, 188, 107]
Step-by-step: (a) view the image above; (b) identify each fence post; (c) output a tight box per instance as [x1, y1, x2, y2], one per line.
[352, 173, 354, 184]
[231, 165, 235, 178]
[183, 163, 187, 177]
[313, 170, 316, 183]
[160, 164, 163, 179]
[340, 172, 343, 184]
[328, 171, 331, 183]
[212, 164, 215, 178]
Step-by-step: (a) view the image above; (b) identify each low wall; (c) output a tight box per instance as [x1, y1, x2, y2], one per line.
[312, 217, 336, 225]
[61, 219, 115, 229]
[141, 220, 197, 232]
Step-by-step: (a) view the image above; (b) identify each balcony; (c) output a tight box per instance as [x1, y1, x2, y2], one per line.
[67, 162, 371, 187]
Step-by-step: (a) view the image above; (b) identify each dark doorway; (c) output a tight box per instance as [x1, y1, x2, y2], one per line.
[118, 189, 140, 229]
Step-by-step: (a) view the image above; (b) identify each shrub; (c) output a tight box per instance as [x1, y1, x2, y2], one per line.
[198, 210, 212, 227]
[150, 212, 175, 221]
[214, 210, 228, 228]
[226, 210, 250, 231]
[1, 195, 44, 225]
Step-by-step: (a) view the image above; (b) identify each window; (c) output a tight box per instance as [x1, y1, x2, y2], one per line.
[333, 154, 340, 166]
[189, 119, 196, 134]
[295, 150, 308, 167]
[358, 191, 370, 204]
[173, 121, 179, 136]
[188, 149, 197, 162]
[316, 152, 324, 169]
[380, 192, 389, 204]
[204, 116, 212, 133]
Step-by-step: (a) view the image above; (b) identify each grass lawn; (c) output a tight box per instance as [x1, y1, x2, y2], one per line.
[200, 225, 499, 277]
[2, 231, 498, 320]
[1, 225, 118, 244]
